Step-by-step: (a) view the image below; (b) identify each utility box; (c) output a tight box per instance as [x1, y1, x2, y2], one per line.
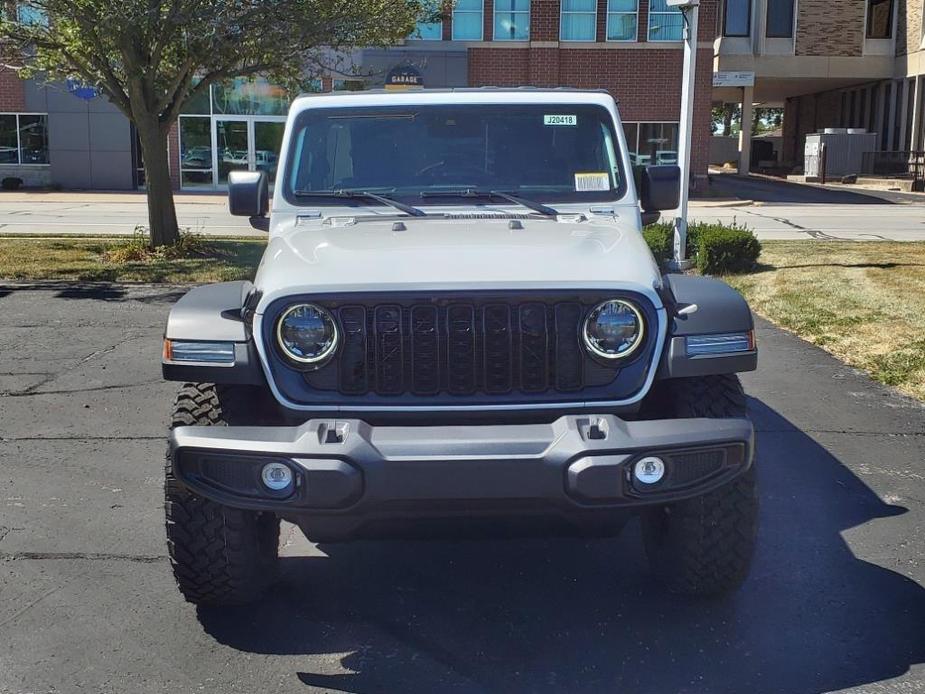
[804, 130, 878, 179]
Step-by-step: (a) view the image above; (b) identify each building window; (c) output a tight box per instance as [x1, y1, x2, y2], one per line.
[453, 0, 484, 39]
[723, 0, 751, 36]
[866, 0, 893, 38]
[495, 0, 530, 40]
[0, 113, 48, 165]
[411, 20, 443, 40]
[561, 0, 597, 41]
[648, 0, 683, 41]
[765, 0, 794, 37]
[15, 3, 48, 26]
[178, 116, 213, 189]
[607, 0, 638, 40]
[632, 122, 680, 165]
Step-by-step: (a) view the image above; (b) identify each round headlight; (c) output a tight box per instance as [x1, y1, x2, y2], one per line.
[583, 299, 645, 360]
[276, 303, 338, 365]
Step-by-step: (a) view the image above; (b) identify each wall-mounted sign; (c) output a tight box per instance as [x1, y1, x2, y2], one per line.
[66, 78, 100, 100]
[385, 65, 423, 91]
[712, 71, 755, 88]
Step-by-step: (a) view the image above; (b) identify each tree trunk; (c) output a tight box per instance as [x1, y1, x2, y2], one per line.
[136, 122, 180, 247]
[723, 106, 734, 137]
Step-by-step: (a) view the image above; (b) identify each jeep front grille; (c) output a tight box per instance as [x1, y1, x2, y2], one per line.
[309, 299, 604, 397]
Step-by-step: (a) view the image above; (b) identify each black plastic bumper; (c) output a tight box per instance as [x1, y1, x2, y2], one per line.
[169, 415, 754, 524]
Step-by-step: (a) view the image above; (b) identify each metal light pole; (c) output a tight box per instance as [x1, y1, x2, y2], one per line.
[668, 0, 699, 271]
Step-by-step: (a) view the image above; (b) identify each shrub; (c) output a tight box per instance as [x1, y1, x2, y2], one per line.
[2, 177, 23, 190]
[642, 223, 673, 264]
[695, 225, 761, 275]
[643, 221, 699, 262]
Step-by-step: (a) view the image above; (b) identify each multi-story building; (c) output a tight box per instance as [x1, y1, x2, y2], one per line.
[4, 0, 915, 191]
[0, 0, 714, 192]
[713, 0, 924, 172]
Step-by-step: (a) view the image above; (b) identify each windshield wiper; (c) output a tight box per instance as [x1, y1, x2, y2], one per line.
[292, 189, 426, 217]
[419, 188, 559, 217]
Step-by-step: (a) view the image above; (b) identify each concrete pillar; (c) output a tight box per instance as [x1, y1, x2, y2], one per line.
[887, 80, 898, 150]
[874, 82, 885, 146]
[898, 78, 911, 151]
[738, 85, 754, 174]
[910, 76, 924, 151]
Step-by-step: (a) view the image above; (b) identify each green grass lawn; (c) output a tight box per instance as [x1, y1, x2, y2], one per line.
[0, 236, 265, 283]
[726, 240, 925, 401]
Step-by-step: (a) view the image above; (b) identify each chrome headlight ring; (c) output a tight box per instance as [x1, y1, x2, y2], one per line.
[275, 303, 339, 366]
[582, 299, 646, 361]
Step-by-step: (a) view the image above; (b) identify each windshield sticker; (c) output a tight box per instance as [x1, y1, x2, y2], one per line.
[544, 114, 577, 126]
[574, 172, 610, 192]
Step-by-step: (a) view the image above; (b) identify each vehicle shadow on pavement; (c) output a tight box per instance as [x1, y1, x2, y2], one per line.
[197, 398, 925, 694]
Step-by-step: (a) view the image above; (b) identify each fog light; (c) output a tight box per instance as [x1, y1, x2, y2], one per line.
[634, 456, 666, 485]
[261, 462, 293, 491]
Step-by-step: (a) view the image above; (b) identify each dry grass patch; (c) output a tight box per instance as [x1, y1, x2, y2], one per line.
[0, 235, 265, 283]
[725, 241, 925, 401]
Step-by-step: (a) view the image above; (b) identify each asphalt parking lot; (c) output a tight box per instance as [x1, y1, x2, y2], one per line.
[1, 284, 924, 694]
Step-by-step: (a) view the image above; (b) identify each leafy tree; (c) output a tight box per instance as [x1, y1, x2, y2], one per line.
[0, 0, 438, 246]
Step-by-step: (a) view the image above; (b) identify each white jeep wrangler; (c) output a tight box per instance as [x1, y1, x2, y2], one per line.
[163, 88, 758, 606]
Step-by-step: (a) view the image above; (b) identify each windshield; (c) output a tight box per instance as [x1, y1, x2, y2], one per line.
[283, 103, 626, 206]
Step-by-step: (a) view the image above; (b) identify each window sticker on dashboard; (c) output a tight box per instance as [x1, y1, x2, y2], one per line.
[574, 172, 610, 192]
[544, 114, 577, 126]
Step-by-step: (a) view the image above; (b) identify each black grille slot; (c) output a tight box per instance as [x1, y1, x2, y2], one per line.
[374, 305, 403, 394]
[339, 306, 368, 394]
[446, 305, 477, 394]
[483, 304, 513, 394]
[554, 303, 583, 391]
[411, 305, 440, 394]
[328, 298, 620, 397]
[519, 302, 549, 392]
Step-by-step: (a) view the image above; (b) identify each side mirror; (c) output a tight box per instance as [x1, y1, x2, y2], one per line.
[228, 170, 269, 230]
[640, 165, 680, 213]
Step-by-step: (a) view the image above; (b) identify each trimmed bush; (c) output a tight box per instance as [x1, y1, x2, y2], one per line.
[643, 220, 760, 275]
[642, 224, 673, 264]
[696, 225, 761, 275]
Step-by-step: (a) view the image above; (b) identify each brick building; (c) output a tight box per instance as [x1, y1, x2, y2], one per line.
[714, 0, 925, 173]
[0, 0, 713, 192]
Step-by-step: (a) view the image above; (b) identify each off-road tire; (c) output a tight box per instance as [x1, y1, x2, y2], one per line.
[641, 375, 758, 596]
[165, 383, 280, 606]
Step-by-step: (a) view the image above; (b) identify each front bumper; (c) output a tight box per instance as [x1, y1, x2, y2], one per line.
[169, 415, 754, 526]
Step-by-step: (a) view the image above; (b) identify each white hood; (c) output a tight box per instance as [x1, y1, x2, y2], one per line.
[253, 211, 664, 313]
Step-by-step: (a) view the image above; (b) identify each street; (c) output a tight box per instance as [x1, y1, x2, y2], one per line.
[0, 176, 924, 241]
[1, 284, 924, 693]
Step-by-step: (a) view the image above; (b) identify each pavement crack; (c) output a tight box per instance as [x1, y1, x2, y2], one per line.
[0, 435, 163, 442]
[1, 551, 164, 563]
[3, 379, 163, 398]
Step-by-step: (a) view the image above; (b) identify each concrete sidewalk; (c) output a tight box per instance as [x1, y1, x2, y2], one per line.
[0, 187, 923, 240]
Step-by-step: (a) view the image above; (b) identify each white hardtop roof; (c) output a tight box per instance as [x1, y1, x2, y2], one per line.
[290, 87, 619, 112]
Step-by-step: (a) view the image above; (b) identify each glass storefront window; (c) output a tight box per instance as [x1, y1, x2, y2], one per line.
[0, 114, 48, 165]
[0, 115, 18, 164]
[636, 122, 679, 166]
[254, 121, 285, 184]
[181, 79, 211, 115]
[179, 116, 213, 189]
[212, 77, 289, 116]
[18, 114, 48, 164]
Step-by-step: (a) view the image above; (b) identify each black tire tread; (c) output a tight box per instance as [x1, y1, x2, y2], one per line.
[642, 375, 758, 596]
[165, 383, 279, 606]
